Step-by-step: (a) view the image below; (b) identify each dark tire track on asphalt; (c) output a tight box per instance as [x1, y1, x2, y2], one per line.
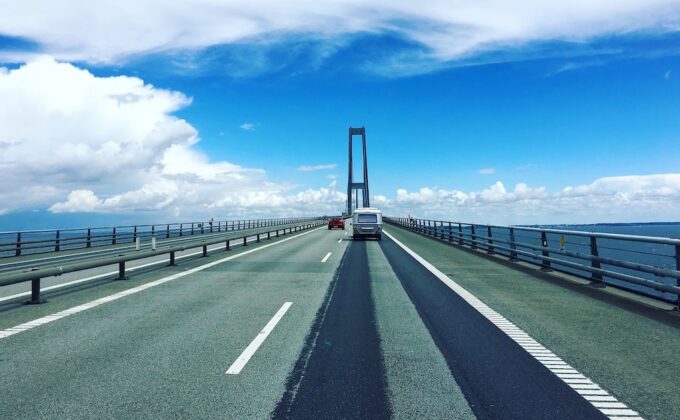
[272, 240, 391, 420]
[379, 236, 607, 420]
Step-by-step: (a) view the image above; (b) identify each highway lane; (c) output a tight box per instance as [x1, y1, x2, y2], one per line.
[0, 226, 347, 418]
[0, 222, 649, 419]
[0, 221, 317, 304]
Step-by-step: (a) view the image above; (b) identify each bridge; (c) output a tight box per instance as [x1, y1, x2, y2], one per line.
[1, 128, 679, 419]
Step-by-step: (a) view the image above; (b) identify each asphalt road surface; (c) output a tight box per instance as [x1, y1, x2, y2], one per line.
[0, 224, 667, 419]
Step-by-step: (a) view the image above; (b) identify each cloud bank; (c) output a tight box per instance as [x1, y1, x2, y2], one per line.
[1, 58, 678, 225]
[1, 1, 680, 68]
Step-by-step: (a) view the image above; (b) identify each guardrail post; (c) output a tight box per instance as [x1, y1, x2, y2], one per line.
[540, 231, 552, 272]
[201, 223, 205, 234]
[243, 237, 248, 246]
[166, 224, 170, 239]
[257, 233, 261, 243]
[267, 231, 271, 240]
[202, 245, 208, 257]
[218, 221, 221, 232]
[116, 261, 128, 280]
[55, 230, 61, 252]
[276, 230, 280, 237]
[440, 222, 445, 240]
[509, 228, 519, 261]
[86, 228, 92, 248]
[458, 223, 464, 245]
[226, 239, 231, 251]
[448, 222, 453, 242]
[589, 236, 605, 287]
[169, 251, 176, 266]
[487, 226, 495, 254]
[180, 224, 183, 237]
[15, 232, 21, 257]
[471, 225, 477, 249]
[112, 227, 117, 245]
[26, 278, 46, 304]
[675, 245, 680, 309]
[191, 223, 195, 235]
[133, 225, 138, 243]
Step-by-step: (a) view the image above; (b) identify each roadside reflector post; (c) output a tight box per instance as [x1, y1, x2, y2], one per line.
[267, 231, 271, 240]
[15, 232, 21, 257]
[86, 228, 92, 248]
[676, 244, 680, 310]
[276, 230, 280, 237]
[180, 223, 183, 237]
[487, 226, 495, 254]
[257, 234, 261, 243]
[26, 278, 46, 305]
[243, 237, 248, 246]
[166, 224, 170, 239]
[133, 225, 138, 243]
[471, 225, 477, 249]
[55, 230, 61, 252]
[116, 261, 128, 280]
[509, 228, 519, 261]
[169, 251, 176, 266]
[540, 231, 552, 272]
[589, 236, 605, 287]
[151, 234, 156, 251]
[202, 244, 208, 257]
[112, 227, 117, 245]
[226, 239, 230, 251]
[135, 236, 140, 251]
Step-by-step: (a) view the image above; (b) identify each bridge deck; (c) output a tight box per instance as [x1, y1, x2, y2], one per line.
[0, 224, 678, 419]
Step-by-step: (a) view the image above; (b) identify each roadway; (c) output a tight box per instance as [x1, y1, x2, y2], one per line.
[1, 223, 677, 418]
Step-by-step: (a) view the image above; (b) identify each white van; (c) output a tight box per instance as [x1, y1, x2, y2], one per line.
[352, 207, 383, 240]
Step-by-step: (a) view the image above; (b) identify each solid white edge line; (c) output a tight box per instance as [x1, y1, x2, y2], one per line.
[225, 301, 292, 375]
[0, 227, 323, 340]
[0, 232, 273, 304]
[321, 252, 332, 263]
[383, 229, 643, 420]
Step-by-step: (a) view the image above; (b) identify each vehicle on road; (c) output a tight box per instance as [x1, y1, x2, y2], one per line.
[328, 216, 345, 230]
[352, 208, 382, 240]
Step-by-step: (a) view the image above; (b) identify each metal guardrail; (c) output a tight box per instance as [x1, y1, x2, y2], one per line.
[386, 217, 680, 307]
[0, 217, 315, 258]
[0, 219, 326, 304]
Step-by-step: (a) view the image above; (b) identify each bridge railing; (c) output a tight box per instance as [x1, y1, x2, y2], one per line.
[0, 217, 315, 258]
[0, 218, 326, 304]
[385, 217, 680, 306]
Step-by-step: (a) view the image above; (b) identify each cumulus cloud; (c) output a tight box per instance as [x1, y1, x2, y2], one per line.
[0, 57, 349, 218]
[478, 167, 496, 175]
[239, 122, 256, 131]
[387, 174, 680, 224]
[1, 1, 679, 68]
[297, 164, 337, 172]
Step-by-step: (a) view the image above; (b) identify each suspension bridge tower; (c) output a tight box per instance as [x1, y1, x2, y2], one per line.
[346, 127, 370, 215]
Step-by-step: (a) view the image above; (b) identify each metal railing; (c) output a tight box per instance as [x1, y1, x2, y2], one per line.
[0, 219, 326, 304]
[0, 217, 315, 258]
[386, 217, 680, 306]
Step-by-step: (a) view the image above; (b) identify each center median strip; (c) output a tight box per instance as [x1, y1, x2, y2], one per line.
[0, 227, 324, 340]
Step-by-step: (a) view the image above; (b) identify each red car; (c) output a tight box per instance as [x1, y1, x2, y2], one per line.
[328, 216, 345, 230]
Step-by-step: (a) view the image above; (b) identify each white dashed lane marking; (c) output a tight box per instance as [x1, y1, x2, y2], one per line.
[384, 230, 643, 420]
[225, 302, 292, 375]
[321, 252, 332, 263]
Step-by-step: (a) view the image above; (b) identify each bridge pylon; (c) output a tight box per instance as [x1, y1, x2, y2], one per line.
[346, 127, 370, 215]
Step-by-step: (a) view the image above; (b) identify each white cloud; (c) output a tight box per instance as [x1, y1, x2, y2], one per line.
[1, 1, 679, 67]
[387, 174, 680, 224]
[478, 167, 496, 175]
[297, 164, 338, 172]
[239, 122, 256, 131]
[0, 58, 349, 218]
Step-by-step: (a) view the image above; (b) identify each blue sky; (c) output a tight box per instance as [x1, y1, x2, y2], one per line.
[1, 1, 680, 229]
